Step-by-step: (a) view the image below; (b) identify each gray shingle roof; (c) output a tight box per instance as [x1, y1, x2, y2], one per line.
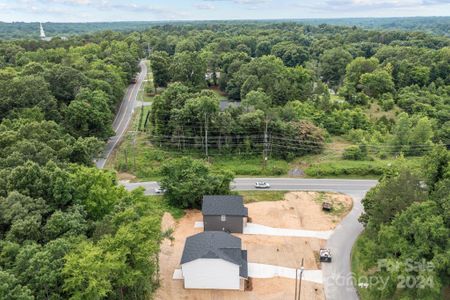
[202, 195, 248, 216]
[180, 231, 248, 278]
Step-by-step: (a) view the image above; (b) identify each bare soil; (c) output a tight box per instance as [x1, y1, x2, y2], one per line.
[116, 172, 137, 182]
[154, 192, 353, 300]
[248, 191, 352, 230]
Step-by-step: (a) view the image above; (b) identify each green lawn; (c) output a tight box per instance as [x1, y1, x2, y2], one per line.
[236, 191, 287, 203]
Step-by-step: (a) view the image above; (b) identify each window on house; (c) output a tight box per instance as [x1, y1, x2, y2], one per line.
[221, 215, 226, 222]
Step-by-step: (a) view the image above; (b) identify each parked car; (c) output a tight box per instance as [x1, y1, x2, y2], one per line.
[155, 187, 166, 194]
[255, 182, 270, 189]
[319, 248, 332, 263]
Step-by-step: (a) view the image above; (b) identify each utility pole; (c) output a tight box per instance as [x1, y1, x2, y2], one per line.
[204, 112, 209, 158]
[294, 265, 298, 300]
[297, 258, 304, 300]
[263, 119, 269, 169]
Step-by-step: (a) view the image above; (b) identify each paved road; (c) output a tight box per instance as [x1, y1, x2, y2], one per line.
[122, 177, 377, 300]
[95, 60, 147, 169]
[122, 178, 376, 196]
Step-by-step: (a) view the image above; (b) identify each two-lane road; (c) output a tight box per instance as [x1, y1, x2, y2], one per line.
[96, 60, 147, 169]
[122, 177, 378, 300]
[122, 178, 376, 195]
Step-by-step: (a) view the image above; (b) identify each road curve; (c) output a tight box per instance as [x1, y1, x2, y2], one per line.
[122, 177, 378, 300]
[95, 60, 147, 169]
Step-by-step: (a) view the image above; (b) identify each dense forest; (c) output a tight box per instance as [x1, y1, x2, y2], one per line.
[0, 19, 449, 299]
[0, 22, 157, 40]
[145, 23, 449, 162]
[0, 31, 167, 299]
[1, 16, 449, 40]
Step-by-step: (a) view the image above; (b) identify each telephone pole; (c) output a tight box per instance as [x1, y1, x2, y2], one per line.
[297, 258, 304, 300]
[204, 112, 209, 158]
[263, 119, 269, 169]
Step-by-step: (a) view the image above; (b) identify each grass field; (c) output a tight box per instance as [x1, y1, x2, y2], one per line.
[294, 137, 422, 178]
[107, 133, 291, 181]
[107, 130, 422, 181]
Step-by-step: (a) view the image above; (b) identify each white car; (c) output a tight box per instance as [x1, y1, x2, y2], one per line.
[255, 182, 270, 189]
[154, 187, 166, 194]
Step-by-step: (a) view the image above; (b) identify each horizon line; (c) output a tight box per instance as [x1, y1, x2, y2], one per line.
[2, 15, 450, 24]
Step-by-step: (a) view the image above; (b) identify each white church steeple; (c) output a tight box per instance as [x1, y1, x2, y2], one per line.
[39, 22, 46, 39]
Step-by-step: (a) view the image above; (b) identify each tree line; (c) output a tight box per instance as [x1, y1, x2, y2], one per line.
[0, 31, 166, 300]
[146, 22, 449, 160]
[356, 145, 449, 299]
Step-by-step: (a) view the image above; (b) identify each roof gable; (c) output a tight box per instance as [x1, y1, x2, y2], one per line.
[202, 195, 248, 216]
[180, 231, 241, 261]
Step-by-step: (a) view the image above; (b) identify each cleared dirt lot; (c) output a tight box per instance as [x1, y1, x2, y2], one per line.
[247, 191, 352, 231]
[154, 191, 352, 300]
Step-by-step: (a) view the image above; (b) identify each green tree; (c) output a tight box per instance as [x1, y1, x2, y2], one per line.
[255, 40, 271, 57]
[319, 47, 353, 90]
[0, 270, 33, 300]
[44, 65, 88, 103]
[183, 93, 220, 157]
[170, 51, 206, 88]
[13, 238, 76, 300]
[63, 240, 124, 300]
[423, 144, 449, 192]
[64, 89, 114, 140]
[360, 168, 427, 228]
[373, 201, 449, 299]
[0, 75, 57, 120]
[408, 116, 434, 156]
[160, 157, 234, 208]
[43, 206, 88, 241]
[69, 166, 126, 220]
[149, 51, 171, 92]
[271, 42, 308, 67]
[360, 69, 394, 98]
[392, 112, 411, 154]
[340, 57, 379, 101]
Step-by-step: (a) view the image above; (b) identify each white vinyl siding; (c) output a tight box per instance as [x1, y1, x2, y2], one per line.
[181, 258, 240, 290]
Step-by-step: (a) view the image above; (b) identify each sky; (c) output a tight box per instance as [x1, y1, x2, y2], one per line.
[0, 0, 449, 23]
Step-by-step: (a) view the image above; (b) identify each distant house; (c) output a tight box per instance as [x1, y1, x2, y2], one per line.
[180, 231, 248, 290]
[202, 195, 248, 233]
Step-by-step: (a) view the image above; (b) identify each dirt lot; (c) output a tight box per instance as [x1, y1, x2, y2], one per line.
[248, 191, 352, 230]
[154, 191, 352, 300]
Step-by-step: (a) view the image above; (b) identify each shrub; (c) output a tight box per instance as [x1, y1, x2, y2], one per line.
[305, 161, 387, 177]
[343, 145, 368, 160]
